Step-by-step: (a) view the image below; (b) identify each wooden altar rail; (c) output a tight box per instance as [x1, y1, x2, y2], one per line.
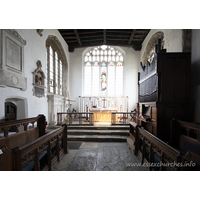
[136, 126, 181, 171]
[57, 112, 94, 126]
[0, 115, 45, 138]
[111, 112, 135, 125]
[13, 125, 67, 171]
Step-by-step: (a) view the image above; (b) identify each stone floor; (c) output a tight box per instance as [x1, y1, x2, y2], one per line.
[52, 138, 148, 171]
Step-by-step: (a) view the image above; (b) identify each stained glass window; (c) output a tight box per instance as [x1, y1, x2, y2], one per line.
[84, 45, 123, 96]
[101, 62, 107, 95]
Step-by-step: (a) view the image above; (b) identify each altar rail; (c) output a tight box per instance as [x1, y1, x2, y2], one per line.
[79, 96, 129, 114]
[57, 112, 94, 126]
[111, 112, 136, 125]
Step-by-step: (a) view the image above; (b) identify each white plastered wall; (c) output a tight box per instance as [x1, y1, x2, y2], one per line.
[0, 29, 70, 122]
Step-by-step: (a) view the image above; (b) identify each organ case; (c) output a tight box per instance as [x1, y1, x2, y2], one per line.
[137, 51, 192, 142]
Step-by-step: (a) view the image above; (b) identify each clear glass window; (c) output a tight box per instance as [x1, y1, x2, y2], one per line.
[46, 45, 63, 95]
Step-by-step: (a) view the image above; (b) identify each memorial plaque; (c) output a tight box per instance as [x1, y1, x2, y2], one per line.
[6, 38, 22, 71]
[34, 86, 44, 97]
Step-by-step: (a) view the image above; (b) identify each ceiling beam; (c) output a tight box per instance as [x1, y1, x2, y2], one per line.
[79, 34, 103, 39]
[78, 30, 103, 35]
[73, 29, 82, 46]
[128, 29, 136, 44]
[106, 30, 133, 33]
[106, 34, 130, 38]
[68, 41, 142, 52]
[103, 29, 106, 44]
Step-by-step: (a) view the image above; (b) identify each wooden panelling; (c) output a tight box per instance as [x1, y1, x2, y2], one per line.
[138, 52, 191, 142]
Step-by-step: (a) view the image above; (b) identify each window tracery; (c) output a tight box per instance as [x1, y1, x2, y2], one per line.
[84, 45, 124, 96]
[46, 45, 63, 95]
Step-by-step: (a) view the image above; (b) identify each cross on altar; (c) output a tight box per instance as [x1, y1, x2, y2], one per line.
[102, 98, 106, 108]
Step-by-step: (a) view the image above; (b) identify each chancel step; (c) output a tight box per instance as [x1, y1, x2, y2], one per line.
[67, 125, 129, 142]
[67, 125, 129, 130]
[47, 124, 130, 142]
[68, 129, 129, 136]
[68, 135, 128, 142]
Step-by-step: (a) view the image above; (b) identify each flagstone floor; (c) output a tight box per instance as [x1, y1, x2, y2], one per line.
[52, 138, 148, 171]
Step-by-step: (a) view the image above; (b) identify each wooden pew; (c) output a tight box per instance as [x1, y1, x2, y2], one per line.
[135, 126, 181, 171]
[170, 119, 200, 170]
[0, 115, 46, 170]
[13, 125, 68, 171]
[129, 122, 139, 155]
[0, 115, 46, 149]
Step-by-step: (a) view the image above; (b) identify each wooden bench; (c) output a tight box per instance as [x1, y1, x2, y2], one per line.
[0, 115, 68, 171]
[0, 115, 46, 150]
[130, 121, 181, 170]
[136, 126, 181, 171]
[129, 122, 139, 155]
[0, 115, 46, 170]
[170, 119, 200, 170]
[12, 125, 67, 171]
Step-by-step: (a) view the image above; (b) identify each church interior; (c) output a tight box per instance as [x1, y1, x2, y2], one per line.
[1, 28, 200, 171]
[1, 2, 200, 199]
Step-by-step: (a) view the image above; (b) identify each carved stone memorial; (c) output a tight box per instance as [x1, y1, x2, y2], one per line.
[0, 29, 27, 90]
[32, 60, 46, 98]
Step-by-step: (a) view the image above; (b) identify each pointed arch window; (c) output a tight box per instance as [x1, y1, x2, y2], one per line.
[46, 45, 63, 95]
[84, 46, 124, 96]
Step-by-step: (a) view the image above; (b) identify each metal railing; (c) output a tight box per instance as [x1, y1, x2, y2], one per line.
[57, 112, 94, 126]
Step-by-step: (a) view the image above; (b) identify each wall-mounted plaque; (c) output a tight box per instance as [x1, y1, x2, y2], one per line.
[0, 29, 27, 90]
[34, 86, 45, 97]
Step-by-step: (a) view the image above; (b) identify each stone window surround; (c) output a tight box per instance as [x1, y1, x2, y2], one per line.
[46, 35, 68, 97]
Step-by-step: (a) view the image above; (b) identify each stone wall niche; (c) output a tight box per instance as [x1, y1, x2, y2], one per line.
[32, 60, 46, 98]
[0, 29, 27, 90]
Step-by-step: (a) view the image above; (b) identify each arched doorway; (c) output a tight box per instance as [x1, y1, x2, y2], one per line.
[5, 102, 17, 120]
[5, 97, 28, 120]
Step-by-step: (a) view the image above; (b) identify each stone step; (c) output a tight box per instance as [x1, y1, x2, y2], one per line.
[68, 135, 128, 142]
[47, 125, 130, 143]
[67, 125, 130, 130]
[68, 129, 129, 136]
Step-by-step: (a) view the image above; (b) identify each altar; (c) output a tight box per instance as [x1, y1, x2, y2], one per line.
[79, 96, 128, 124]
[89, 108, 118, 123]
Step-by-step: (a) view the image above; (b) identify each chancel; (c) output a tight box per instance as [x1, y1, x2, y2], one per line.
[1, 28, 200, 172]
